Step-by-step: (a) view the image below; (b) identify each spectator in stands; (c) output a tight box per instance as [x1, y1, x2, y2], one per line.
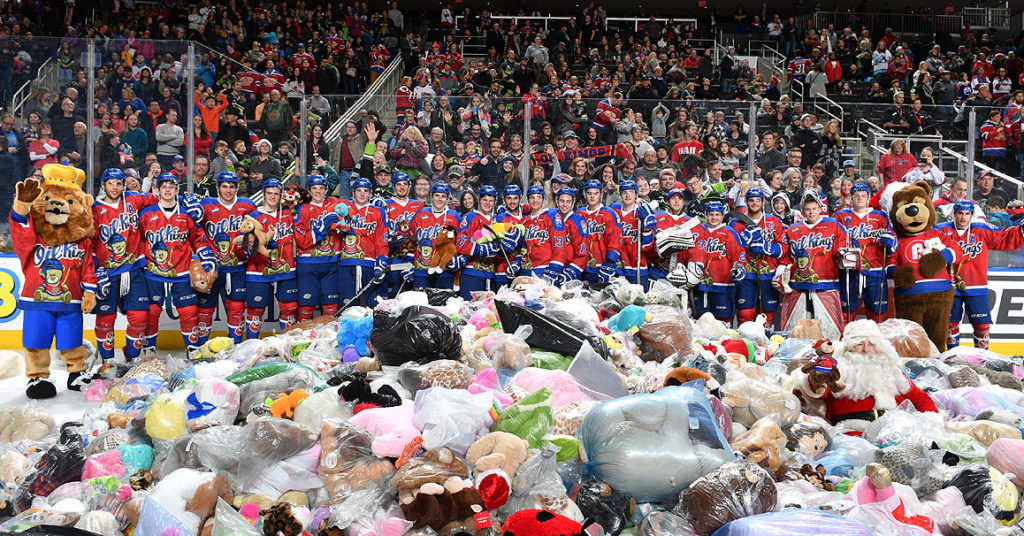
[28, 123, 58, 169]
[119, 114, 147, 167]
[876, 139, 918, 186]
[882, 92, 910, 134]
[51, 98, 83, 143]
[154, 110, 184, 170]
[249, 139, 281, 194]
[980, 109, 1008, 173]
[974, 170, 1011, 212]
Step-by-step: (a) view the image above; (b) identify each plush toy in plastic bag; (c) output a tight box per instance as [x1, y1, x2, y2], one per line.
[711, 509, 871, 536]
[348, 400, 421, 458]
[874, 442, 945, 497]
[0, 405, 55, 443]
[862, 405, 947, 449]
[134, 495, 198, 536]
[81, 444, 154, 480]
[492, 388, 554, 450]
[15, 424, 87, 512]
[185, 378, 240, 432]
[986, 438, 1024, 488]
[878, 318, 940, 358]
[577, 385, 735, 503]
[227, 361, 328, 416]
[815, 433, 878, 478]
[319, 420, 395, 503]
[348, 506, 414, 536]
[931, 387, 1024, 422]
[212, 497, 259, 536]
[567, 341, 629, 400]
[482, 326, 534, 370]
[945, 464, 1021, 526]
[235, 417, 318, 489]
[502, 443, 582, 522]
[370, 306, 461, 366]
[511, 368, 608, 409]
[679, 461, 778, 535]
[413, 387, 495, 453]
[719, 378, 801, 427]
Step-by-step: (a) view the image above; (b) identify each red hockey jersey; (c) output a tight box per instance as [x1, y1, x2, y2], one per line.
[338, 201, 389, 266]
[139, 204, 212, 283]
[386, 198, 425, 268]
[891, 228, 960, 297]
[832, 209, 896, 274]
[93, 192, 157, 275]
[935, 222, 1024, 297]
[671, 139, 704, 163]
[409, 207, 462, 275]
[780, 217, 853, 291]
[294, 198, 342, 264]
[576, 206, 622, 272]
[520, 209, 558, 271]
[550, 209, 590, 272]
[201, 197, 257, 274]
[593, 99, 621, 129]
[10, 211, 97, 312]
[730, 213, 787, 278]
[695, 224, 747, 293]
[457, 211, 499, 278]
[612, 204, 655, 274]
[246, 207, 296, 283]
[495, 209, 528, 277]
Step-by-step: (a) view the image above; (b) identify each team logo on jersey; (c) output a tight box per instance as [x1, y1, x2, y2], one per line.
[262, 242, 291, 276]
[98, 210, 139, 243]
[586, 219, 607, 236]
[33, 243, 87, 267]
[103, 235, 136, 269]
[205, 214, 244, 239]
[340, 233, 366, 261]
[621, 222, 638, 241]
[703, 237, 727, 256]
[147, 242, 178, 279]
[959, 239, 983, 258]
[145, 227, 188, 246]
[33, 258, 72, 303]
[415, 244, 434, 270]
[847, 223, 884, 242]
[791, 233, 835, 252]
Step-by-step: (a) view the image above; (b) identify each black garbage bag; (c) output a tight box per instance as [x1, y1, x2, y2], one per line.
[494, 300, 594, 356]
[370, 306, 461, 366]
[423, 288, 460, 306]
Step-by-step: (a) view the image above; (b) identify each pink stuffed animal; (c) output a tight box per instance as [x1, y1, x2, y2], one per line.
[348, 400, 422, 458]
[510, 368, 607, 408]
[467, 368, 514, 409]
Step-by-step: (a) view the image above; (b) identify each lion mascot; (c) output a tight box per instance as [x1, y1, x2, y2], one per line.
[10, 162, 102, 399]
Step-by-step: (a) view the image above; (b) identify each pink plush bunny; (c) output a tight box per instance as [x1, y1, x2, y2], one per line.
[467, 368, 514, 409]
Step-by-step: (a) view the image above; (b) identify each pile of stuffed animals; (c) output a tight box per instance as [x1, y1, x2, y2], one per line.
[3, 274, 1024, 536]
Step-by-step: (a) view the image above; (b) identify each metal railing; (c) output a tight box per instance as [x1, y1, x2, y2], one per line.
[756, 44, 785, 88]
[454, 14, 696, 32]
[811, 94, 845, 132]
[789, 78, 805, 105]
[10, 57, 54, 128]
[963, 5, 1010, 30]
[940, 145, 1024, 202]
[798, 11, 962, 36]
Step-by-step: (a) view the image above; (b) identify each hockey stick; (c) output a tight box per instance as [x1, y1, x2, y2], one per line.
[337, 272, 380, 315]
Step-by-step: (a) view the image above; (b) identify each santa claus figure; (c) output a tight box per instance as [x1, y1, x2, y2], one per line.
[796, 319, 937, 435]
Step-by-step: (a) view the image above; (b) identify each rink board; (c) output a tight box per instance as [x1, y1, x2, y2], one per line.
[0, 254, 1022, 353]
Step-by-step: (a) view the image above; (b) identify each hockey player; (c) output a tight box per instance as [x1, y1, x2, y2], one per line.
[494, 184, 527, 288]
[833, 183, 898, 322]
[649, 187, 697, 282]
[409, 183, 463, 289]
[693, 201, 747, 321]
[577, 179, 623, 284]
[384, 172, 424, 297]
[244, 179, 298, 339]
[548, 187, 590, 284]
[139, 173, 217, 353]
[293, 174, 341, 320]
[730, 188, 787, 325]
[775, 190, 856, 340]
[457, 185, 513, 299]
[612, 180, 658, 290]
[92, 168, 159, 367]
[339, 177, 389, 307]
[519, 185, 557, 278]
[197, 171, 257, 343]
[937, 200, 1024, 349]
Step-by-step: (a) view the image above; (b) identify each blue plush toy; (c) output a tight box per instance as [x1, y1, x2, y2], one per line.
[337, 316, 374, 360]
[606, 304, 651, 334]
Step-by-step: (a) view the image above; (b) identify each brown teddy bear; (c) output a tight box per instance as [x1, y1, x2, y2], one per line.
[888, 182, 958, 352]
[11, 164, 98, 399]
[231, 215, 275, 258]
[318, 420, 395, 503]
[729, 417, 788, 476]
[190, 257, 218, 293]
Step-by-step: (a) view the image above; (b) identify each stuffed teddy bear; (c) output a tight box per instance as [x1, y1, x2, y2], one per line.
[798, 343, 846, 396]
[888, 182, 958, 352]
[124, 468, 234, 536]
[784, 422, 833, 459]
[729, 417, 789, 477]
[0, 405, 56, 442]
[11, 164, 98, 399]
[232, 215, 275, 259]
[466, 431, 529, 479]
[336, 316, 374, 361]
[430, 226, 459, 275]
[319, 420, 395, 502]
[679, 461, 778, 535]
[400, 477, 485, 532]
[662, 366, 716, 391]
[390, 448, 469, 505]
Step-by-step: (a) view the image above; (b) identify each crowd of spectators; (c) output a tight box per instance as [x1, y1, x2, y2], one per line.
[0, 1, 1022, 238]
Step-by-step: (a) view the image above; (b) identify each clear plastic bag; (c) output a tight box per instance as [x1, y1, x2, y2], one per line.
[903, 359, 952, 392]
[712, 509, 871, 536]
[719, 378, 801, 427]
[878, 318, 940, 358]
[293, 388, 353, 430]
[348, 506, 414, 536]
[862, 405, 948, 448]
[946, 464, 1022, 526]
[541, 298, 603, 338]
[876, 442, 946, 497]
[75, 510, 121, 536]
[815, 434, 879, 478]
[986, 438, 1024, 488]
[212, 497, 259, 536]
[510, 368, 608, 409]
[412, 387, 495, 453]
[577, 385, 734, 503]
[106, 373, 167, 405]
[482, 327, 533, 370]
[942, 345, 1024, 380]
[932, 387, 1024, 422]
[948, 504, 1002, 536]
[638, 509, 696, 536]
[0, 404, 55, 443]
[491, 387, 554, 450]
[945, 420, 1022, 447]
[677, 461, 778, 535]
[326, 480, 392, 531]
[501, 443, 572, 515]
[567, 341, 629, 399]
[185, 378, 240, 432]
[236, 417, 318, 489]
[637, 305, 693, 362]
[247, 444, 323, 498]
[226, 361, 328, 416]
[134, 495, 196, 536]
[14, 430, 86, 512]
[319, 420, 395, 503]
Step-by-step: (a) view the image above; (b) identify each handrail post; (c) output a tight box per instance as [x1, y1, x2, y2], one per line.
[85, 42, 96, 194]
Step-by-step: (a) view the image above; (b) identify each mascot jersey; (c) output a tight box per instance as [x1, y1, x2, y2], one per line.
[409, 207, 461, 275]
[696, 223, 746, 293]
[246, 207, 296, 282]
[780, 217, 853, 291]
[550, 209, 590, 273]
[832, 209, 896, 274]
[457, 210, 498, 278]
[385, 198, 425, 267]
[730, 214, 787, 279]
[294, 198, 341, 263]
[935, 222, 1024, 296]
[10, 212, 97, 311]
[139, 204, 212, 283]
[201, 197, 257, 273]
[892, 229, 959, 296]
[611, 204, 654, 272]
[576, 206, 622, 271]
[92, 192, 156, 275]
[520, 209, 558, 271]
[337, 201, 389, 267]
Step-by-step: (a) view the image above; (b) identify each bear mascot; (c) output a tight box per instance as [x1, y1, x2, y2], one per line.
[888, 182, 958, 352]
[10, 162, 101, 399]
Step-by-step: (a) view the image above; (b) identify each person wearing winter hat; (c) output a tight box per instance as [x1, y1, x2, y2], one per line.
[796, 319, 938, 435]
[249, 138, 281, 194]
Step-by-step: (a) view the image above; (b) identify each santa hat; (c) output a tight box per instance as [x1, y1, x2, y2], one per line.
[870, 182, 910, 215]
[475, 469, 510, 510]
[842, 319, 884, 345]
